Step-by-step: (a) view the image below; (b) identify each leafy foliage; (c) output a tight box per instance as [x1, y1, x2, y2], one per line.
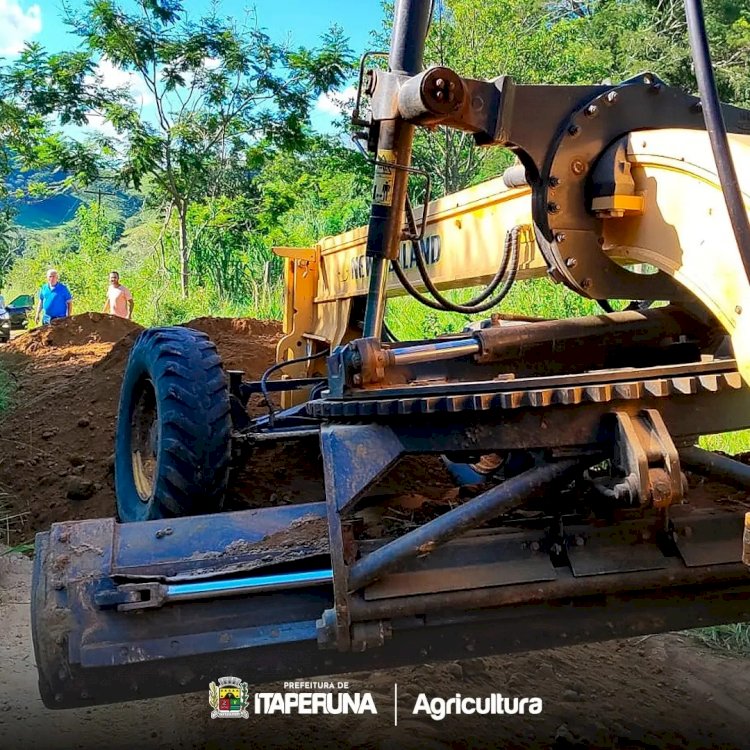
[5, 0, 750, 329]
[62, 0, 355, 296]
[0, 43, 118, 190]
[0, 211, 20, 289]
[2, 0, 354, 297]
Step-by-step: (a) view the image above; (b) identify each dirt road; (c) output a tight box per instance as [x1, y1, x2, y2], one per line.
[2, 546, 750, 750]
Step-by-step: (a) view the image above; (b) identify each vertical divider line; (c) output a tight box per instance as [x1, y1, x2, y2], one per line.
[394, 682, 398, 726]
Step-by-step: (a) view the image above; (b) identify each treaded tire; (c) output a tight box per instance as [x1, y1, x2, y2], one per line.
[115, 326, 231, 522]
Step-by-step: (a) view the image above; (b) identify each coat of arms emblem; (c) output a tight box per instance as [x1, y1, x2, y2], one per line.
[209, 676, 250, 718]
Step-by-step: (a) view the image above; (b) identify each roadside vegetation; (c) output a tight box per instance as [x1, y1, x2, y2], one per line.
[3, 0, 750, 329]
[0, 361, 14, 414]
[0, 363, 25, 553]
[692, 623, 750, 655]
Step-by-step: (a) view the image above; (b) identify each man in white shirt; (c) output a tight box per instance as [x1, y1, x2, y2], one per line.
[103, 271, 134, 320]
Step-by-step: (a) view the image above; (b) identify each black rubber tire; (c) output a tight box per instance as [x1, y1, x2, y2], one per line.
[115, 326, 231, 522]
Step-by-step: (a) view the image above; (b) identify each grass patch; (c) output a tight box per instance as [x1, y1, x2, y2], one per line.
[0, 541, 34, 555]
[0, 363, 16, 415]
[689, 624, 750, 655]
[698, 430, 750, 455]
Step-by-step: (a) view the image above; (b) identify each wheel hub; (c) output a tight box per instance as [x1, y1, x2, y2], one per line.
[131, 378, 158, 502]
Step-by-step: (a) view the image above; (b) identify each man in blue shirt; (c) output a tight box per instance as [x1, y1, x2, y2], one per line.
[35, 269, 73, 325]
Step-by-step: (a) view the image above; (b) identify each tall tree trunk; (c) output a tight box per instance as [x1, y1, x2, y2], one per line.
[178, 204, 189, 299]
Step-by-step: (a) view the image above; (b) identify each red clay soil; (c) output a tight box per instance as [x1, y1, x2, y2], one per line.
[8, 312, 141, 354]
[180, 316, 282, 376]
[0, 312, 456, 543]
[0, 313, 283, 543]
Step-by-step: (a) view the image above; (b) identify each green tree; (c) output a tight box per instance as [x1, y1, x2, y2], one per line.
[0, 44, 117, 191]
[253, 135, 371, 246]
[0, 212, 19, 288]
[61, 0, 353, 297]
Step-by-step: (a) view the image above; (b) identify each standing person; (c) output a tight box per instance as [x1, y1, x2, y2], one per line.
[35, 269, 73, 325]
[102, 271, 134, 320]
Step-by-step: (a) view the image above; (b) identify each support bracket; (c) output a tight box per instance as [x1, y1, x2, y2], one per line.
[612, 409, 684, 508]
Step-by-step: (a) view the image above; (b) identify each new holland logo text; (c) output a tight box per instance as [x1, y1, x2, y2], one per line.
[351, 234, 441, 281]
[412, 692, 543, 721]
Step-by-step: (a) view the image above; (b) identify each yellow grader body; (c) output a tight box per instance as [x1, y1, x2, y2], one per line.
[276, 129, 750, 386]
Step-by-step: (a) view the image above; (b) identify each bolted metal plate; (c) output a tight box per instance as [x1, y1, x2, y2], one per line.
[567, 522, 669, 577]
[671, 507, 745, 567]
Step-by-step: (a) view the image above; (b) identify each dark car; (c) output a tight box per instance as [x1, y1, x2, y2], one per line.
[6, 294, 34, 330]
[0, 309, 9, 342]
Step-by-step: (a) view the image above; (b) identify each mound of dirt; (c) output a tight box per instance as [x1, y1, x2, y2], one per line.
[0, 314, 283, 543]
[182, 316, 282, 376]
[8, 312, 142, 354]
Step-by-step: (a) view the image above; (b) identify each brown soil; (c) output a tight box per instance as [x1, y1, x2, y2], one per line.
[8, 312, 142, 353]
[181, 315, 282, 377]
[0, 312, 453, 542]
[0, 313, 284, 542]
[2, 547, 750, 749]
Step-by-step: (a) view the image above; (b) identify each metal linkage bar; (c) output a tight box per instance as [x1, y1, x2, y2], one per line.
[387, 336, 479, 365]
[347, 458, 588, 592]
[680, 446, 750, 488]
[109, 569, 335, 612]
[241, 377, 325, 395]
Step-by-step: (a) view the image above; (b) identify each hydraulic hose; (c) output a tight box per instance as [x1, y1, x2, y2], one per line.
[260, 349, 329, 425]
[407, 194, 518, 307]
[684, 0, 750, 281]
[393, 198, 521, 313]
[393, 232, 519, 313]
[381, 319, 399, 343]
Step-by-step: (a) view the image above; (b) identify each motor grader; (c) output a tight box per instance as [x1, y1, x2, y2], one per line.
[32, 0, 750, 708]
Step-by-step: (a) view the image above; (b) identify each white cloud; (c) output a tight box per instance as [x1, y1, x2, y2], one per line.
[84, 113, 118, 140]
[202, 57, 221, 71]
[315, 85, 357, 117]
[93, 57, 155, 109]
[0, 0, 41, 55]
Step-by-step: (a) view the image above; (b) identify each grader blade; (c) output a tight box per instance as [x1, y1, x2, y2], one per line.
[33, 488, 750, 708]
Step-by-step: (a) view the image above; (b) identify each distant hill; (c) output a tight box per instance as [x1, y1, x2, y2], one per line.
[4, 169, 141, 229]
[14, 194, 82, 229]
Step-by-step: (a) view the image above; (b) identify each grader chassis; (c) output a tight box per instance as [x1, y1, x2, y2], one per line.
[32, 0, 750, 708]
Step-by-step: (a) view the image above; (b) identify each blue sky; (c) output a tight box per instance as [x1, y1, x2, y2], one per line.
[1, 0, 387, 130]
[5, 0, 385, 53]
